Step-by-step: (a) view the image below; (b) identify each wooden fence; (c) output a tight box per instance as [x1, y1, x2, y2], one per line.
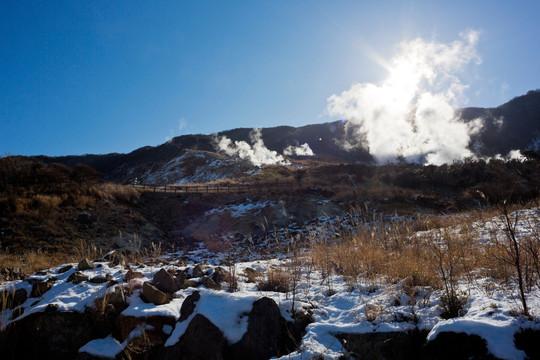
[132, 182, 294, 194]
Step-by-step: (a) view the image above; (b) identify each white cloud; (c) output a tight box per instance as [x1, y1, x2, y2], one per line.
[216, 129, 290, 167]
[327, 30, 484, 165]
[283, 143, 315, 156]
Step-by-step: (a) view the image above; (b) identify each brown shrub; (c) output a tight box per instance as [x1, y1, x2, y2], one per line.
[258, 267, 290, 293]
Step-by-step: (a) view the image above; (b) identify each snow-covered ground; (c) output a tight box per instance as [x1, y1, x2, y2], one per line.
[138, 150, 255, 185]
[1, 207, 540, 359]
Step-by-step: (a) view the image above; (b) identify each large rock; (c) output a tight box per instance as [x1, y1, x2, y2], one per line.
[179, 291, 200, 322]
[226, 297, 297, 360]
[142, 282, 170, 305]
[153, 268, 178, 293]
[160, 314, 227, 360]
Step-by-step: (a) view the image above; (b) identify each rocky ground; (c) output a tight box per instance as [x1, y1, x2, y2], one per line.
[1, 207, 540, 359]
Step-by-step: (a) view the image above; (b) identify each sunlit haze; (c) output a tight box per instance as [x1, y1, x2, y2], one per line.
[1, 1, 539, 156]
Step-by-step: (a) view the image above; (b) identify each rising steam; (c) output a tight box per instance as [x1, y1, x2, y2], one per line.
[216, 128, 291, 167]
[327, 30, 484, 165]
[283, 143, 315, 156]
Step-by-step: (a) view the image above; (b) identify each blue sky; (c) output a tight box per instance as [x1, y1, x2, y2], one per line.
[1, 1, 539, 156]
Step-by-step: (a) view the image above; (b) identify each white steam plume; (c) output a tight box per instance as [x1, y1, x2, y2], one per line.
[216, 128, 291, 167]
[283, 143, 315, 156]
[327, 30, 483, 165]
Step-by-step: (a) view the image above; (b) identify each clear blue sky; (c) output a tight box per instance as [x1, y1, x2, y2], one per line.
[1, 1, 539, 156]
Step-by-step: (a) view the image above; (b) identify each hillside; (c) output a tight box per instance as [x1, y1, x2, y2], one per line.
[30, 90, 540, 186]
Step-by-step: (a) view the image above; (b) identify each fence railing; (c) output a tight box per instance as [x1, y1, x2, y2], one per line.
[131, 182, 294, 194]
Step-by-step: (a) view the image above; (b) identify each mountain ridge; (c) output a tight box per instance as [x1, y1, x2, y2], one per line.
[31, 90, 540, 184]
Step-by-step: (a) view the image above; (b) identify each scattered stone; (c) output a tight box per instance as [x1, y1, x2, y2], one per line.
[202, 276, 221, 290]
[31, 280, 54, 298]
[125, 269, 144, 282]
[78, 258, 93, 271]
[67, 271, 89, 284]
[105, 251, 127, 267]
[57, 264, 73, 274]
[89, 276, 109, 284]
[179, 291, 200, 322]
[106, 287, 127, 310]
[244, 267, 264, 283]
[174, 270, 187, 289]
[184, 279, 201, 288]
[212, 267, 230, 284]
[192, 264, 205, 278]
[142, 282, 170, 305]
[153, 268, 178, 293]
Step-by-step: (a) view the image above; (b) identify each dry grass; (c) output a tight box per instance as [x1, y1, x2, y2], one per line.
[0, 251, 73, 276]
[258, 267, 291, 293]
[308, 208, 505, 293]
[90, 183, 140, 204]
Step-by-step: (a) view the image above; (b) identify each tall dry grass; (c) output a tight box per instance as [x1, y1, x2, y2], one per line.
[307, 206, 529, 290]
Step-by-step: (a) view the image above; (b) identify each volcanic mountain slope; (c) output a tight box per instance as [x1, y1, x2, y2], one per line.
[461, 89, 540, 157]
[33, 90, 540, 185]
